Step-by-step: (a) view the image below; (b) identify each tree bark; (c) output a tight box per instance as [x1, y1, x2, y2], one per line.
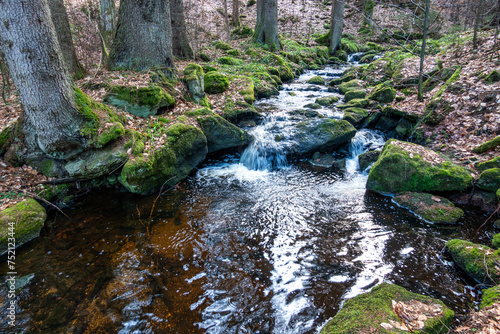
[363, 0, 374, 27]
[232, 0, 240, 27]
[417, 0, 430, 101]
[47, 0, 86, 79]
[0, 0, 87, 160]
[171, 0, 194, 59]
[99, 0, 116, 53]
[252, 0, 280, 51]
[329, 0, 345, 55]
[223, 0, 231, 42]
[109, 0, 174, 75]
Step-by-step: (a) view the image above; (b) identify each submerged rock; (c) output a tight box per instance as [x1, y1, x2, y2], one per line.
[446, 239, 500, 285]
[0, 198, 47, 255]
[119, 123, 207, 195]
[197, 114, 250, 153]
[319, 283, 453, 334]
[367, 139, 473, 194]
[392, 192, 463, 224]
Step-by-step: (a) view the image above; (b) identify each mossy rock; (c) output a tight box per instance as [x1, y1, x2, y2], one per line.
[445, 239, 500, 285]
[477, 168, 500, 193]
[303, 103, 322, 110]
[217, 56, 245, 66]
[484, 69, 500, 84]
[319, 283, 454, 334]
[395, 119, 415, 139]
[0, 124, 13, 155]
[480, 286, 500, 309]
[334, 49, 348, 62]
[315, 96, 340, 106]
[342, 107, 369, 126]
[183, 63, 206, 104]
[291, 119, 356, 156]
[337, 98, 370, 109]
[367, 139, 473, 194]
[0, 198, 47, 255]
[222, 103, 263, 126]
[473, 136, 500, 153]
[492, 233, 500, 249]
[252, 72, 279, 99]
[359, 150, 380, 171]
[345, 89, 366, 102]
[369, 82, 396, 104]
[213, 40, 231, 50]
[105, 84, 175, 118]
[204, 72, 229, 94]
[307, 76, 325, 85]
[339, 79, 362, 95]
[197, 114, 250, 153]
[119, 123, 207, 195]
[231, 26, 253, 38]
[477, 157, 500, 172]
[393, 192, 463, 224]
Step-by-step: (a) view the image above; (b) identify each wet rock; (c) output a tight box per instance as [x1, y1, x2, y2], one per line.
[375, 115, 399, 132]
[105, 84, 175, 117]
[392, 192, 463, 224]
[315, 96, 340, 106]
[119, 123, 207, 195]
[337, 98, 370, 109]
[445, 239, 500, 285]
[358, 150, 380, 171]
[368, 82, 395, 104]
[307, 76, 325, 85]
[476, 168, 500, 193]
[319, 283, 453, 334]
[197, 114, 250, 153]
[338, 79, 362, 95]
[342, 107, 369, 126]
[450, 190, 498, 214]
[291, 119, 356, 156]
[367, 139, 473, 194]
[303, 103, 322, 109]
[395, 118, 415, 138]
[0, 198, 47, 255]
[361, 111, 381, 128]
[344, 89, 366, 102]
[223, 104, 263, 126]
[331, 158, 347, 174]
[310, 152, 335, 167]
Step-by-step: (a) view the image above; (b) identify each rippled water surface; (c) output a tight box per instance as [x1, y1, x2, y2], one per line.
[0, 65, 494, 334]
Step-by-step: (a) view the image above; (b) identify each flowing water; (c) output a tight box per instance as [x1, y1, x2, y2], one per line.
[0, 62, 494, 334]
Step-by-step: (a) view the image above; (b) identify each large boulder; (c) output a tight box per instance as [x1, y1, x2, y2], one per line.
[319, 283, 454, 334]
[446, 239, 500, 285]
[393, 192, 463, 224]
[197, 114, 250, 153]
[204, 71, 229, 94]
[0, 198, 47, 255]
[342, 107, 369, 126]
[339, 79, 362, 95]
[368, 82, 396, 104]
[119, 123, 207, 195]
[291, 118, 356, 156]
[104, 84, 175, 118]
[367, 139, 473, 194]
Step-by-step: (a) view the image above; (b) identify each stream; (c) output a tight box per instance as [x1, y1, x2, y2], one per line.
[0, 61, 494, 333]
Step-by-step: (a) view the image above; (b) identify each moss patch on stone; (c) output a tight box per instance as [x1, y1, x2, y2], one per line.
[342, 107, 369, 126]
[477, 157, 500, 172]
[0, 198, 47, 255]
[315, 96, 339, 106]
[197, 114, 249, 153]
[367, 139, 473, 194]
[307, 76, 325, 85]
[319, 283, 454, 334]
[337, 98, 370, 109]
[345, 89, 366, 102]
[484, 69, 500, 84]
[473, 136, 500, 154]
[480, 286, 500, 309]
[492, 233, 500, 249]
[477, 168, 500, 193]
[339, 79, 362, 95]
[359, 150, 380, 171]
[204, 72, 230, 94]
[393, 192, 463, 224]
[369, 82, 396, 104]
[446, 239, 500, 285]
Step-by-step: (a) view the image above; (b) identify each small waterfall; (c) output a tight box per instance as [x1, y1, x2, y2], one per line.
[346, 129, 385, 175]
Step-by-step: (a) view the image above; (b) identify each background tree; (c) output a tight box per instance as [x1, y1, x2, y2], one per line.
[252, 0, 280, 51]
[329, 0, 345, 55]
[48, 0, 86, 79]
[171, 0, 194, 59]
[109, 0, 174, 75]
[232, 0, 240, 27]
[0, 0, 89, 160]
[99, 0, 116, 55]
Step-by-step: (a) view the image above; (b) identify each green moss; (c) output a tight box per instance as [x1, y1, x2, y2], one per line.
[232, 75, 255, 104]
[477, 157, 500, 172]
[477, 168, 500, 192]
[226, 49, 240, 57]
[433, 66, 461, 99]
[74, 87, 101, 138]
[186, 107, 212, 117]
[232, 26, 253, 38]
[369, 81, 396, 104]
[338, 79, 361, 94]
[183, 63, 204, 82]
[204, 72, 230, 94]
[446, 239, 500, 285]
[473, 136, 500, 153]
[367, 139, 473, 193]
[337, 98, 370, 109]
[393, 192, 463, 224]
[320, 283, 453, 334]
[492, 233, 500, 249]
[345, 89, 366, 102]
[334, 50, 348, 62]
[217, 56, 245, 65]
[197, 114, 249, 153]
[213, 40, 231, 50]
[484, 69, 500, 84]
[340, 39, 360, 54]
[315, 96, 339, 106]
[480, 286, 500, 309]
[96, 122, 125, 148]
[0, 124, 13, 155]
[307, 76, 325, 85]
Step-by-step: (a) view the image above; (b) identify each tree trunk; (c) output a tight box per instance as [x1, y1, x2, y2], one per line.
[99, 0, 116, 53]
[171, 0, 194, 59]
[473, 0, 484, 49]
[417, 0, 430, 101]
[232, 0, 240, 27]
[47, 0, 86, 79]
[109, 0, 174, 75]
[0, 0, 87, 160]
[329, 0, 345, 55]
[363, 0, 374, 27]
[223, 0, 231, 42]
[252, 0, 280, 51]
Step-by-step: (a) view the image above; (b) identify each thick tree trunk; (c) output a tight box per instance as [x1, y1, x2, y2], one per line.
[109, 0, 174, 75]
[171, 0, 194, 59]
[223, 0, 231, 42]
[329, 0, 345, 55]
[0, 0, 87, 160]
[99, 0, 116, 52]
[232, 0, 241, 27]
[252, 0, 280, 51]
[47, 0, 86, 79]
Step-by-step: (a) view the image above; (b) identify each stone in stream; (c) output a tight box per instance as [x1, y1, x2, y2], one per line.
[367, 139, 473, 194]
[342, 107, 369, 126]
[445, 239, 500, 285]
[307, 76, 325, 85]
[319, 283, 454, 334]
[358, 150, 380, 171]
[0, 198, 47, 255]
[197, 114, 250, 153]
[392, 192, 463, 224]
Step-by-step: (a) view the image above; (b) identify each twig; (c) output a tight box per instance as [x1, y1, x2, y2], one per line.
[475, 204, 500, 236]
